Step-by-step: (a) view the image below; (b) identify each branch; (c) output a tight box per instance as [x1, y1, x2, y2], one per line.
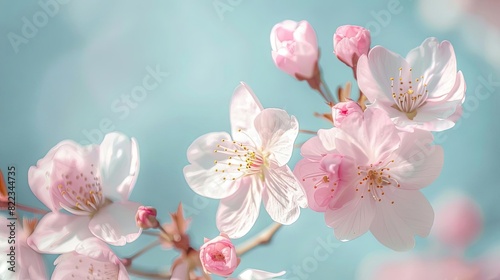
[236, 223, 282, 256]
[127, 267, 172, 279]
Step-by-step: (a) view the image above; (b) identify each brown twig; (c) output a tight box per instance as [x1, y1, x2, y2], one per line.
[236, 223, 282, 256]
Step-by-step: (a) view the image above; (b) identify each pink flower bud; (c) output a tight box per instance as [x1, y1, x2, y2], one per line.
[199, 234, 240, 277]
[135, 206, 159, 229]
[333, 25, 371, 68]
[270, 20, 319, 79]
[332, 101, 363, 127]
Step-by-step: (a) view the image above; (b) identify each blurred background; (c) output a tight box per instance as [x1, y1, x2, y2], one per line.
[1, 0, 499, 279]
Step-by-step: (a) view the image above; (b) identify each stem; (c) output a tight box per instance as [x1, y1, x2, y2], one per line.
[142, 231, 161, 237]
[156, 224, 174, 243]
[0, 202, 49, 215]
[127, 240, 162, 261]
[319, 76, 336, 105]
[127, 267, 171, 279]
[236, 223, 282, 256]
[299, 129, 317, 135]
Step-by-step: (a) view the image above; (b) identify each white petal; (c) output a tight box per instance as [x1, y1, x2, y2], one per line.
[74, 237, 117, 262]
[217, 176, 262, 238]
[236, 269, 286, 280]
[29, 140, 98, 212]
[184, 132, 241, 199]
[300, 135, 328, 161]
[317, 128, 338, 152]
[89, 201, 142, 246]
[19, 242, 47, 280]
[27, 212, 92, 254]
[99, 132, 140, 200]
[370, 189, 434, 251]
[262, 166, 302, 225]
[230, 82, 263, 144]
[406, 38, 457, 99]
[335, 108, 400, 164]
[325, 189, 375, 242]
[391, 130, 444, 190]
[357, 46, 411, 104]
[52, 246, 124, 280]
[254, 108, 298, 166]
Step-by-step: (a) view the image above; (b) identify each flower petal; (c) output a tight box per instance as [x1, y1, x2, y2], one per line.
[300, 135, 328, 160]
[19, 242, 47, 280]
[270, 20, 298, 51]
[357, 46, 411, 105]
[262, 166, 302, 225]
[184, 132, 240, 199]
[28, 140, 95, 212]
[370, 189, 434, 251]
[325, 190, 375, 242]
[99, 132, 140, 200]
[230, 82, 263, 144]
[317, 128, 339, 152]
[52, 238, 127, 280]
[236, 269, 286, 280]
[27, 212, 92, 254]
[406, 38, 457, 99]
[88, 201, 142, 246]
[335, 108, 400, 164]
[293, 158, 331, 212]
[254, 108, 298, 166]
[217, 176, 262, 238]
[391, 130, 444, 190]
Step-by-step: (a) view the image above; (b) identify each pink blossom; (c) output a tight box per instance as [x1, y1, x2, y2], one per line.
[135, 206, 159, 229]
[270, 20, 319, 79]
[333, 25, 371, 69]
[199, 234, 239, 277]
[432, 194, 483, 248]
[0, 218, 47, 279]
[27, 132, 142, 254]
[294, 108, 444, 251]
[357, 37, 466, 131]
[332, 100, 364, 127]
[51, 237, 129, 280]
[184, 82, 306, 238]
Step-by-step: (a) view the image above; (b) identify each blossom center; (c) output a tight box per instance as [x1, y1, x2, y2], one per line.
[77, 259, 119, 279]
[213, 134, 269, 182]
[356, 160, 400, 204]
[211, 251, 226, 262]
[51, 165, 107, 216]
[390, 67, 429, 120]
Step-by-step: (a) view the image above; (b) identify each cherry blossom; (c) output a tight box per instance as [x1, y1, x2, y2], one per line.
[332, 100, 364, 127]
[27, 132, 142, 253]
[51, 237, 129, 280]
[184, 82, 306, 238]
[199, 233, 239, 277]
[333, 25, 371, 69]
[294, 108, 444, 251]
[270, 20, 319, 79]
[357, 37, 466, 131]
[135, 206, 159, 229]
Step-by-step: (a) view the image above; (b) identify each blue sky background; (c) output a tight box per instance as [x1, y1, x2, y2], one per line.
[1, 1, 499, 279]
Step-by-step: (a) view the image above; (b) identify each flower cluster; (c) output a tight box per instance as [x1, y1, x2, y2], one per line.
[1, 21, 466, 279]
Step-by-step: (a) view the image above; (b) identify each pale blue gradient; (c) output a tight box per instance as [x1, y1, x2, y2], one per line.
[1, 1, 499, 279]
